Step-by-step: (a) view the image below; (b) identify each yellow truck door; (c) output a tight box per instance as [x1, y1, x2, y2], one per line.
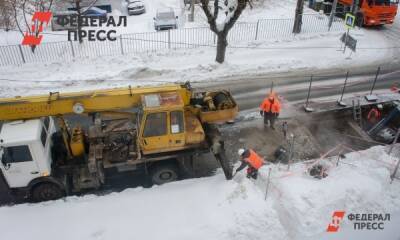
[141, 112, 170, 153]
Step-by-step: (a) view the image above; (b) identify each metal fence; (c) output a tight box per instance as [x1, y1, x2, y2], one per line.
[0, 14, 345, 66]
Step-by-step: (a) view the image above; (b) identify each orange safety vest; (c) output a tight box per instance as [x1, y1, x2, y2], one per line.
[260, 97, 281, 113]
[245, 149, 264, 170]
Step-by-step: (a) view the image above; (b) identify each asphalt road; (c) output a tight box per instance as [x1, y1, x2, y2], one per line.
[195, 64, 400, 111]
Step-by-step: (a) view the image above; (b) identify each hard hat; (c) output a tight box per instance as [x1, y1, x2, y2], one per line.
[238, 148, 245, 156]
[377, 104, 383, 109]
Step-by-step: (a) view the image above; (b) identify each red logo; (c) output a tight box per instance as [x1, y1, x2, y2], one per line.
[22, 12, 52, 46]
[327, 211, 346, 232]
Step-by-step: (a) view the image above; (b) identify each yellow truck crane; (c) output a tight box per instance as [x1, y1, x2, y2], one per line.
[0, 83, 237, 202]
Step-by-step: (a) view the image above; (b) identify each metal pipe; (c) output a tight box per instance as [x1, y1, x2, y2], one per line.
[339, 71, 349, 103]
[370, 66, 381, 95]
[305, 75, 313, 109]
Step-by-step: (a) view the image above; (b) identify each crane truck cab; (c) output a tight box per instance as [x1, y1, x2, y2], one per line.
[0, 118, 58, 195]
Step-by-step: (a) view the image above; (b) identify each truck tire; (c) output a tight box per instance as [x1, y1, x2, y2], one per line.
[150, 163, 179, 185]
[31, 182, 65, 202]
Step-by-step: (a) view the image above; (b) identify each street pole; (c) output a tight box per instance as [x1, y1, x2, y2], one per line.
[351, 0, 360, 14]
[338, 71, 349, 106]
[264, 167, 272, 200]
[336, 151, 342, 166]
[304, 75, 314, 112]
[370, 66, 380, 95]
[270, 81, 274, 94]
[328, 0, 338, 31]
[343, 28, 350, 54]
[287, 134, 295, 170]
[293, 0, 305, 34]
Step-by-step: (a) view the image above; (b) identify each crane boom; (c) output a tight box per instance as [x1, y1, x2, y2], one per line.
[0, 84, 192, 121]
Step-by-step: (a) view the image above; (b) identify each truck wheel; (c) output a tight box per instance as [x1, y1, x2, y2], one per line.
[150, 163, 179, 185]
[31, 183, 64, 202]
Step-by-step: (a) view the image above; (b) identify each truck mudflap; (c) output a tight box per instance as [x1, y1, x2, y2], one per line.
[205, 124, 233, 180]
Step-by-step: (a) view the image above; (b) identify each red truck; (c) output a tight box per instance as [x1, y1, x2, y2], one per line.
[339, 0, 398, 26]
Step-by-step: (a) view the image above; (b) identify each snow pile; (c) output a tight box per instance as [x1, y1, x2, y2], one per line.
[0, 146, 399, 240]
[262, 146, 400, 239]
[0, 171, 287, 240]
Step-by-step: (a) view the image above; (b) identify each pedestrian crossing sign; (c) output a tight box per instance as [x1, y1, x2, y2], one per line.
[345, 13, 356, 29]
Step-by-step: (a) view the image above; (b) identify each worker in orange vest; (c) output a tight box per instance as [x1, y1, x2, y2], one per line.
[367, 104, 383, 125]
[235, 148, 265, 179]
[260, 92, 281, 129]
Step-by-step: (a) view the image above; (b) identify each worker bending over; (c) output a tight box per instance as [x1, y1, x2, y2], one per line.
[260, 92, 281, 129]
[367, 104, 383, 125]
[235, 148, 265, 179]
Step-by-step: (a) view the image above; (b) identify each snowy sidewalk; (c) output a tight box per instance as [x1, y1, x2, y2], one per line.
[0, 146, 399, 240]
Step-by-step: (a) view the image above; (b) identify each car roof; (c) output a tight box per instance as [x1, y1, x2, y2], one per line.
[157, 8, 174, 13]
[82, 6, 107, 13]
[128, 1, 144, 5]
[53, 10, 78, 15]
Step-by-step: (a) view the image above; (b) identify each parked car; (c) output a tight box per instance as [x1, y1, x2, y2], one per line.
[126, 0, 146, 15]
[81, 6, 107, 17]
[184, 0, 201, 5]
[154, 8, 178, 31]
[51, 11, 78, 31]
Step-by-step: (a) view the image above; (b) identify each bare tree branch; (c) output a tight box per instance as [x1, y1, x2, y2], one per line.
[224, 0, 247, 33]
[213, 0, 219, 21]
[199, 0, 249, 63]
[200, 0, 218, 33]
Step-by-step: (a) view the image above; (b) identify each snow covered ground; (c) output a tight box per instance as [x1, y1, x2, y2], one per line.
[0, 0, 398, 97]
[0, 28, 398, 98]
[0, 0, 185, 45]
[0, 145, 399, 240]
[0, 0, 301, 45]
[0, 0, 399, 99]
